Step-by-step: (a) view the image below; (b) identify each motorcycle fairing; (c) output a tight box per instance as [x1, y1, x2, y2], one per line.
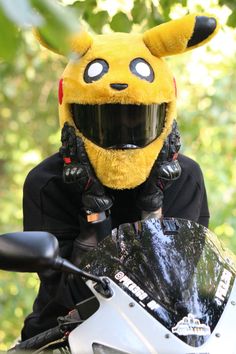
[68, 277, 236, 354]
[80, 218, 236, 348]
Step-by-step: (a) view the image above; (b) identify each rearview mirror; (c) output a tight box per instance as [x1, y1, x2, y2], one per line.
[0, 231, 111, 293]
[0, 232, 59, 272]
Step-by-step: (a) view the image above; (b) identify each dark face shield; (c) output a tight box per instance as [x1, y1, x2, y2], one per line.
[71, 103, 167, 149]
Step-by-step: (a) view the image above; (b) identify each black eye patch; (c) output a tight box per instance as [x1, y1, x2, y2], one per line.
[130, 58, 154, 82]
[84, 59, 109, 83]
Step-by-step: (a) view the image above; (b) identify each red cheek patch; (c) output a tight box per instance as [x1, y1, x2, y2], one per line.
[173, 77, 177, 98]
[58, 78, 64, 104]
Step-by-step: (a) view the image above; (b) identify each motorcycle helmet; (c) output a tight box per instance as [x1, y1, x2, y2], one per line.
[35, 14, 219, 189]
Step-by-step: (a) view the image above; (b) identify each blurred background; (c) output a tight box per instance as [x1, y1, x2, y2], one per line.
[0, 0, 235, 349]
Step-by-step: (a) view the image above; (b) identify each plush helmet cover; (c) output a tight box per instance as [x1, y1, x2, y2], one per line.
[36, 14, 219, 189]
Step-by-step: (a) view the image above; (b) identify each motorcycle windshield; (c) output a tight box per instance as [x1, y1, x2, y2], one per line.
[81, 218, 236, 348]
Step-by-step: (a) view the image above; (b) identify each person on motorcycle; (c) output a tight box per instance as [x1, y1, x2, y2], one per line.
[21, 14, 219, 340]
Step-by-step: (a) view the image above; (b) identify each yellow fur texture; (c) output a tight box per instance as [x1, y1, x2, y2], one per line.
[36, 14, 219, 189]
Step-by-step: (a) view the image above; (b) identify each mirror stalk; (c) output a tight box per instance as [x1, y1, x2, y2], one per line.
[54, 257, 112, 297]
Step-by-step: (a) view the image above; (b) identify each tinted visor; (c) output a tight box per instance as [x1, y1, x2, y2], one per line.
[71, 103, 166, 149]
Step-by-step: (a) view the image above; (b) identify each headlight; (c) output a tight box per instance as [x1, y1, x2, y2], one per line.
[92, 342, 130, 354]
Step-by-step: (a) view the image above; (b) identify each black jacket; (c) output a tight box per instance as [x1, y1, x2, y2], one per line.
[21, 152, 209, 339]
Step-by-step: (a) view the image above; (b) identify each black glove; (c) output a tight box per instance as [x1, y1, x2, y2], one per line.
[136, 120, 181, 213]
[60, 123, 113, 216]
[59, 123, 113, 266]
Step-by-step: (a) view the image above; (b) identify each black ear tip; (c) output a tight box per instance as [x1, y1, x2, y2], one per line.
[187, 16, 217, 48]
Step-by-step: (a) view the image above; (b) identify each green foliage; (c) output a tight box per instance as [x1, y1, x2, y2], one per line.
[86, 10, 109, 33]
[30, 0, 80, 54]
[1, 0, 236, 63]
[0, 0, 236, 350]
[0, 31, 64, 232]
[227, 9, 236, 27]
[219, 0, 236, 10]
[0, 35, 63, 347]
[0, 272, 39, 350]
[0, 0, 80, 59]
[131, 0, 148, 24]
[110, 12, 132, 32]
[0, 7, 20, 61]
[170, 37, 236, 249]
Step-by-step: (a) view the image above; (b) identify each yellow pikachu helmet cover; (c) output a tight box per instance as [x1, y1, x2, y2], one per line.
[36, 14, 219, 190]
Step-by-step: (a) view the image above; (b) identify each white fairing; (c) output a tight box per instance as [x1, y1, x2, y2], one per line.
[68, 278, 236, 354]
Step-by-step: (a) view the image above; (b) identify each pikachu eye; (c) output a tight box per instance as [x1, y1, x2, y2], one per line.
[130, 58, 154, 82]
[84, 59, 109, 83]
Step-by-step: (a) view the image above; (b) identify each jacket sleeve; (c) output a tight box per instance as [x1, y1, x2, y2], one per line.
[23, 153, 81, 243]
[21, 154, 87, 340]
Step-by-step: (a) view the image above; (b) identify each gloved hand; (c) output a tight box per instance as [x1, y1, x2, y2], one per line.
[136, 120, 181, 213]
[60, 123, 113, 217]
[59, 123, 113, 266]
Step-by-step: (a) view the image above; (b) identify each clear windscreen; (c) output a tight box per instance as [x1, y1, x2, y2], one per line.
[81, 218, 236, 347]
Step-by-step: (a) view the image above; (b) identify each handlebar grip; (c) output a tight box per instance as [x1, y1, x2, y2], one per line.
[11, 326, 63, 351]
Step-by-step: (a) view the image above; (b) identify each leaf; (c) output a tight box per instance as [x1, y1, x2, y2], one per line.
[181, 0, 188, 7]
[0, 0, 42, 27]
[110, 12, 132, 33]
[146, 4, 163, 29]
[227, 9, 236, 27]
[68, 0, 97, 17]
[219, 0, 236, 10]
[30, 0, 81, 55]
[0, 6, 21, 61]
[131, 0, 147, 24]
[86, 10, 109, 33]
[159, 0, 171, 20]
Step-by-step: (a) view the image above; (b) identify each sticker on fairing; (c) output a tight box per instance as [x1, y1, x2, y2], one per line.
[114, 271, 148, 301]
[214, 268, 232, 306]
[171, 314, 211, 336]
[114, 271, 160, 311]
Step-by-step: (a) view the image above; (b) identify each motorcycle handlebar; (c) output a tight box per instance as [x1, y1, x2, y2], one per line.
[10, 325, 64, 352]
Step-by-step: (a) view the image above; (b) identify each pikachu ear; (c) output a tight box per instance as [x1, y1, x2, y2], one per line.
[69, 31, 93, 56]
[33, 28, 92, 56]
[143, 14, 220, 57]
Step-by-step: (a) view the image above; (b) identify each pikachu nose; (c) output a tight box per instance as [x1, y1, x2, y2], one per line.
[110, 83, 128, 91]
